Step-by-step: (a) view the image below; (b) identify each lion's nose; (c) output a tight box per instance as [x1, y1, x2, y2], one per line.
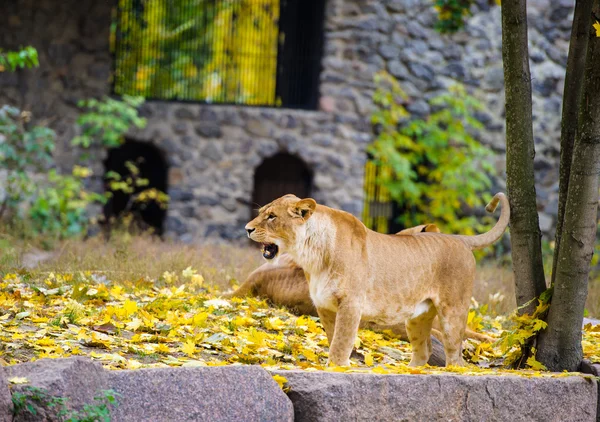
[246, 227, 255, 236]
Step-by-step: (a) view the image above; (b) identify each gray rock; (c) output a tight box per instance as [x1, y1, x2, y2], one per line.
[6, 357, 109, 422]
[195, 123, 222, 138]
[388, 60, 409, 79]
[407, 99, 430, 117]
[387, 0, 420, 13]
[198, 195, 219, 206]
[277, 134, 299, 153]
[312, 134, 333, 147]
[442, 62, 466, 79]
[484, 66, 505, 90]
[108, 366, 293, 422]
[166, 215, 187, 235]
[538, 212, 554, 233]
[278, 371, 597, 422]
[247, 119, 270, 138]
[201, 143, 223, 162]
[0, 367, 11, 422]
[172, 121, 188, 135]
[174, 107, 195, 120]
[408, 62, 434, 82]
[378, 44, 401, 60]
[198, 108, 218, 122]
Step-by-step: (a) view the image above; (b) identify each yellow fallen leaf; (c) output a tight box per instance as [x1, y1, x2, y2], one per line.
[364, 352, 374, 366]
[181, 339, 196, 357]
[594, 21, 600, 37]
[265, 317, 285, 331]
[271, 374, 289, 391]
[123, 300, 138, 316]
[8, 377, 29, 384]
[126, 318, 143, 331]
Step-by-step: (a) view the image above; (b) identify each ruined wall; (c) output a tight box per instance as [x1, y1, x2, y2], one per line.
[0, 0, 572, 242]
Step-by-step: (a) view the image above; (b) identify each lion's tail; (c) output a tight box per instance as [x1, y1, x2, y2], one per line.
[456, 192, 510, 250]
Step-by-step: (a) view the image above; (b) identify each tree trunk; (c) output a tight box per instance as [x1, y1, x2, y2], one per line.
[538, 1, 600, 372]
[551, 0, 593, 286]
[501, 0, 546, 314]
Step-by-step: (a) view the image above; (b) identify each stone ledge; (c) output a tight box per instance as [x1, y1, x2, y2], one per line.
[274, 370, 597, 422]
[1, 358, 597, 422]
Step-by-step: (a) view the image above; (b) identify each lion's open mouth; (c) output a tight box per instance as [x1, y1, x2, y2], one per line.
[262, 243, 279, 260]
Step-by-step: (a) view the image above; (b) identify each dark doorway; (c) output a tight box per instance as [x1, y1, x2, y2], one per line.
[275, 0, 327, 109]
[102, 139, 169, 237]
[251, 153, 312, 218]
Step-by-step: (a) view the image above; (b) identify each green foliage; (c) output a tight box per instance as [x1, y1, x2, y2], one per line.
[0, 106, 54, 219]
[104, 160, 169, 233]
[369, 71, 497, 237]
[434, 0, 500, 33]
[72, 95, 146, 149]
[27, 167, 105, 240]
[0, 106, 103, 242]
[12, 386, 120, 422]
[434, 0, 474, 33]
[0, 46, 39, 72]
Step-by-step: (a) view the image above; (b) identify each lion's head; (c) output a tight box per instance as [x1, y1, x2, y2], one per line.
[245, 194, 317, 260]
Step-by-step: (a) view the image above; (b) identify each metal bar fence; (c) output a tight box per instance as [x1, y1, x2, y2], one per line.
[111, 0, 325, 109]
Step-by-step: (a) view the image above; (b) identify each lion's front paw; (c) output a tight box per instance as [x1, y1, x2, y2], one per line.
[327, 357, 350, 367]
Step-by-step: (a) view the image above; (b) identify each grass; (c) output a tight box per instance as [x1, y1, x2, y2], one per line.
[0, 232, 262, 292]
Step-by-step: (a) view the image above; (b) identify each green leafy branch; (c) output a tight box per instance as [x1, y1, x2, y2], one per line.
[72, 95, 146, 149]
[0, 46, 39, 72]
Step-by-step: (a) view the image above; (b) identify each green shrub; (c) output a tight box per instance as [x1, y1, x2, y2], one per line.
[0, 105, 55, 220]
[27, 167, 104, 240]
[0, 105, 103, 242]
[368, 71, 497, 238]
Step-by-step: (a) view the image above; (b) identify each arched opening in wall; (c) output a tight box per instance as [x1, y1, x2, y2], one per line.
[102, 139, 169, 237]
[251, 153, 313, 219]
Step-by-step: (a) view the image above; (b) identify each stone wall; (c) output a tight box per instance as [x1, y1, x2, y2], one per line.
[0, 0, 572, 241]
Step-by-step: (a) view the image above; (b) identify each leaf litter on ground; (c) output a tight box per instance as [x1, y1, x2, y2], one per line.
[0, 268, 597, 380]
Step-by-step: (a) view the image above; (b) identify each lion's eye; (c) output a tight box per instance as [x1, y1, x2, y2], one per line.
[267, 214, 276, 220]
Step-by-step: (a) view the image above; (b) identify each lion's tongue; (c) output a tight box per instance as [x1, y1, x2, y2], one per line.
[262, 243, 278, 260]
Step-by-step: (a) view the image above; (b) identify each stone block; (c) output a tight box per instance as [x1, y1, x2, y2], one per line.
[108, 365, 293, 422]
[6, 357, 109, 421]
[0, 367, 12, 422]
[277, 370, 597, 422]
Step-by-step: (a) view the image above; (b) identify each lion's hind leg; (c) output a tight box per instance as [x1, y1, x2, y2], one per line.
[436, 304, 469, 367]
[406, 299, 437, 367]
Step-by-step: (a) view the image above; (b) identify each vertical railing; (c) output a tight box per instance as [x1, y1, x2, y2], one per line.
[362, 160, 394, 233]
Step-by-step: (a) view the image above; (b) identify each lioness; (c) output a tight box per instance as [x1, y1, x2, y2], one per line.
[245, 193, 508, 367]
[226, 224, 491, 343]
[226, 224, 441, 316]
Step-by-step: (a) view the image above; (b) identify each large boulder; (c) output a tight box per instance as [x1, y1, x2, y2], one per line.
[277, 370, 597, 422]
[107, 365, 294, 422]
[5, 357, 109, 421]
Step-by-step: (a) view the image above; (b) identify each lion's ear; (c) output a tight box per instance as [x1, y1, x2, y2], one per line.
[289, 198, 317, 220]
